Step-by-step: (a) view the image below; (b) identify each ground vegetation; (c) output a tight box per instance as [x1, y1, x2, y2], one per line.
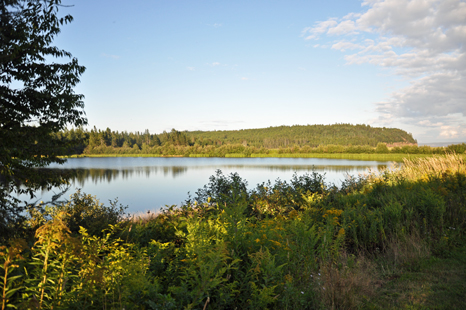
[1, 154, 465, 309]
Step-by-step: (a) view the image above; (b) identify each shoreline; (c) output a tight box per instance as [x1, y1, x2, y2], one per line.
[60, 153, 438, 162]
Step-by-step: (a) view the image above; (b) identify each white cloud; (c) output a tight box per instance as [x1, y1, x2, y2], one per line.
[439, 125, 460, 138]
[304, 0, 466, 140]
[186, 67, 195, 71]
[417, 120, 443, 127]
[241, 77, 249, 80]
[331, 41, 364, 51]
[301, 18, 338, 40]
[211, 62, 220, 66]
[327, 20, 358, 35]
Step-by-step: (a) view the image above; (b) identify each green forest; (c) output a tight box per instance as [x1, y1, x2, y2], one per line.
[51, 124, 466, 157]
[186, 124, 417, 148]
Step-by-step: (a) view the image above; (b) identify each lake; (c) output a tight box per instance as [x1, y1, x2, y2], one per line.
[30, 157, 394, 214]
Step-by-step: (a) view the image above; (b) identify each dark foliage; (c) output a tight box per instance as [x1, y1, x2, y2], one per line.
[56, 190, 127, 236]
[0, 0, 86, 240]
[193, 169, 249, 206]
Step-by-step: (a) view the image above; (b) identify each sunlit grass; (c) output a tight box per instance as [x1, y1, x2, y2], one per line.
[225, 153, 247, 157]
[398, 153, 466, 179]
[62, 154, 182, 158]
[251, 153, 434, 161]
[62, 153, 439, 161]
[189, 154, 211, 157]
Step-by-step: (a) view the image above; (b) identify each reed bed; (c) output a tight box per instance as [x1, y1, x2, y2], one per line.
[67, 154, 184, 158]
[399, 153, 466, 179]
[129, 210, 163, 224]
[225, 153, 247, 158]
[251, 153, 433, 161]
[64, 153, 437, 161]
[189, 154, 211, 157]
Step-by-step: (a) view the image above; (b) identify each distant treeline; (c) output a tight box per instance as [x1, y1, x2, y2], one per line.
[52, 124, 466, 156]
[186, 124, 417, 148]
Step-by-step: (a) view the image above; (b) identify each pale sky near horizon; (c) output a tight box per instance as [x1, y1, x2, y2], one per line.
[55, 0, 465, 143]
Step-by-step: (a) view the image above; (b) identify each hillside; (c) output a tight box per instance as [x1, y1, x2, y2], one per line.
[186, 124, 417, 148]
[54, 124, 420, 156]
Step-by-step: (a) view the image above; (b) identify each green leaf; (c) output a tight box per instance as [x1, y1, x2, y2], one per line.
[5, 286, 23, 298]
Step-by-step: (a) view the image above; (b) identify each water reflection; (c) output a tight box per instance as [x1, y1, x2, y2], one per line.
[51, 163, 388, 187]
[64, 166, 190, 186]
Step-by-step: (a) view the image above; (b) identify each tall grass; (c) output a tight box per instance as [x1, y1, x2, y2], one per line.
[225, 153, 247, 158]
[189, 154, 211, 157]
[252, 152, 433, 161]
[63, 152, 438, 161]
[63, 154, 182, 158]
[398, 153, 466, 179]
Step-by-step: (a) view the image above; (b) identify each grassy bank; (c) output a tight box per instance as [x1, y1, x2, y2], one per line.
[1, 154, 465, 309]
[250, 153, 434, 161]
[63, 153, 183, 158]
[62, 152, 438, 161]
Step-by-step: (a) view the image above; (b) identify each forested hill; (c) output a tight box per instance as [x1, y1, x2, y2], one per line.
[53, 124, 418, 155]
[186, 124, 416, 148]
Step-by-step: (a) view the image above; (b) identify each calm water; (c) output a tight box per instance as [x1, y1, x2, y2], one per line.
[31, 157, 393, 214]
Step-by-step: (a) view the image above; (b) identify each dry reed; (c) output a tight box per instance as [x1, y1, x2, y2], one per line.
[129, 210, 162, 224]
[400, 153, 465, 180]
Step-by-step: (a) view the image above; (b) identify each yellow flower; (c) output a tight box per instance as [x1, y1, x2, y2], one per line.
[255, 238, 260, 243]
[284, 274, 293, 283]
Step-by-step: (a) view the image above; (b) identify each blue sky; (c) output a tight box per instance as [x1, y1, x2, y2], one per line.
[56, 0, 466, 143]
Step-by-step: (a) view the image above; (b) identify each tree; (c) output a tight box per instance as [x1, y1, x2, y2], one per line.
[0, 0, 86, 239]
[375, 142, 389, 154]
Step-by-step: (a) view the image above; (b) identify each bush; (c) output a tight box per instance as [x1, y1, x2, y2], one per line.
[28, 190, 128, 236]
[193, 169, 249, 206]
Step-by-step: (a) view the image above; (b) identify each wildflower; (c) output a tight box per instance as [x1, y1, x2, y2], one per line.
[255, 238, 260, 243]
[284, 274, 293, 283]
[301, 291, 304, 294]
